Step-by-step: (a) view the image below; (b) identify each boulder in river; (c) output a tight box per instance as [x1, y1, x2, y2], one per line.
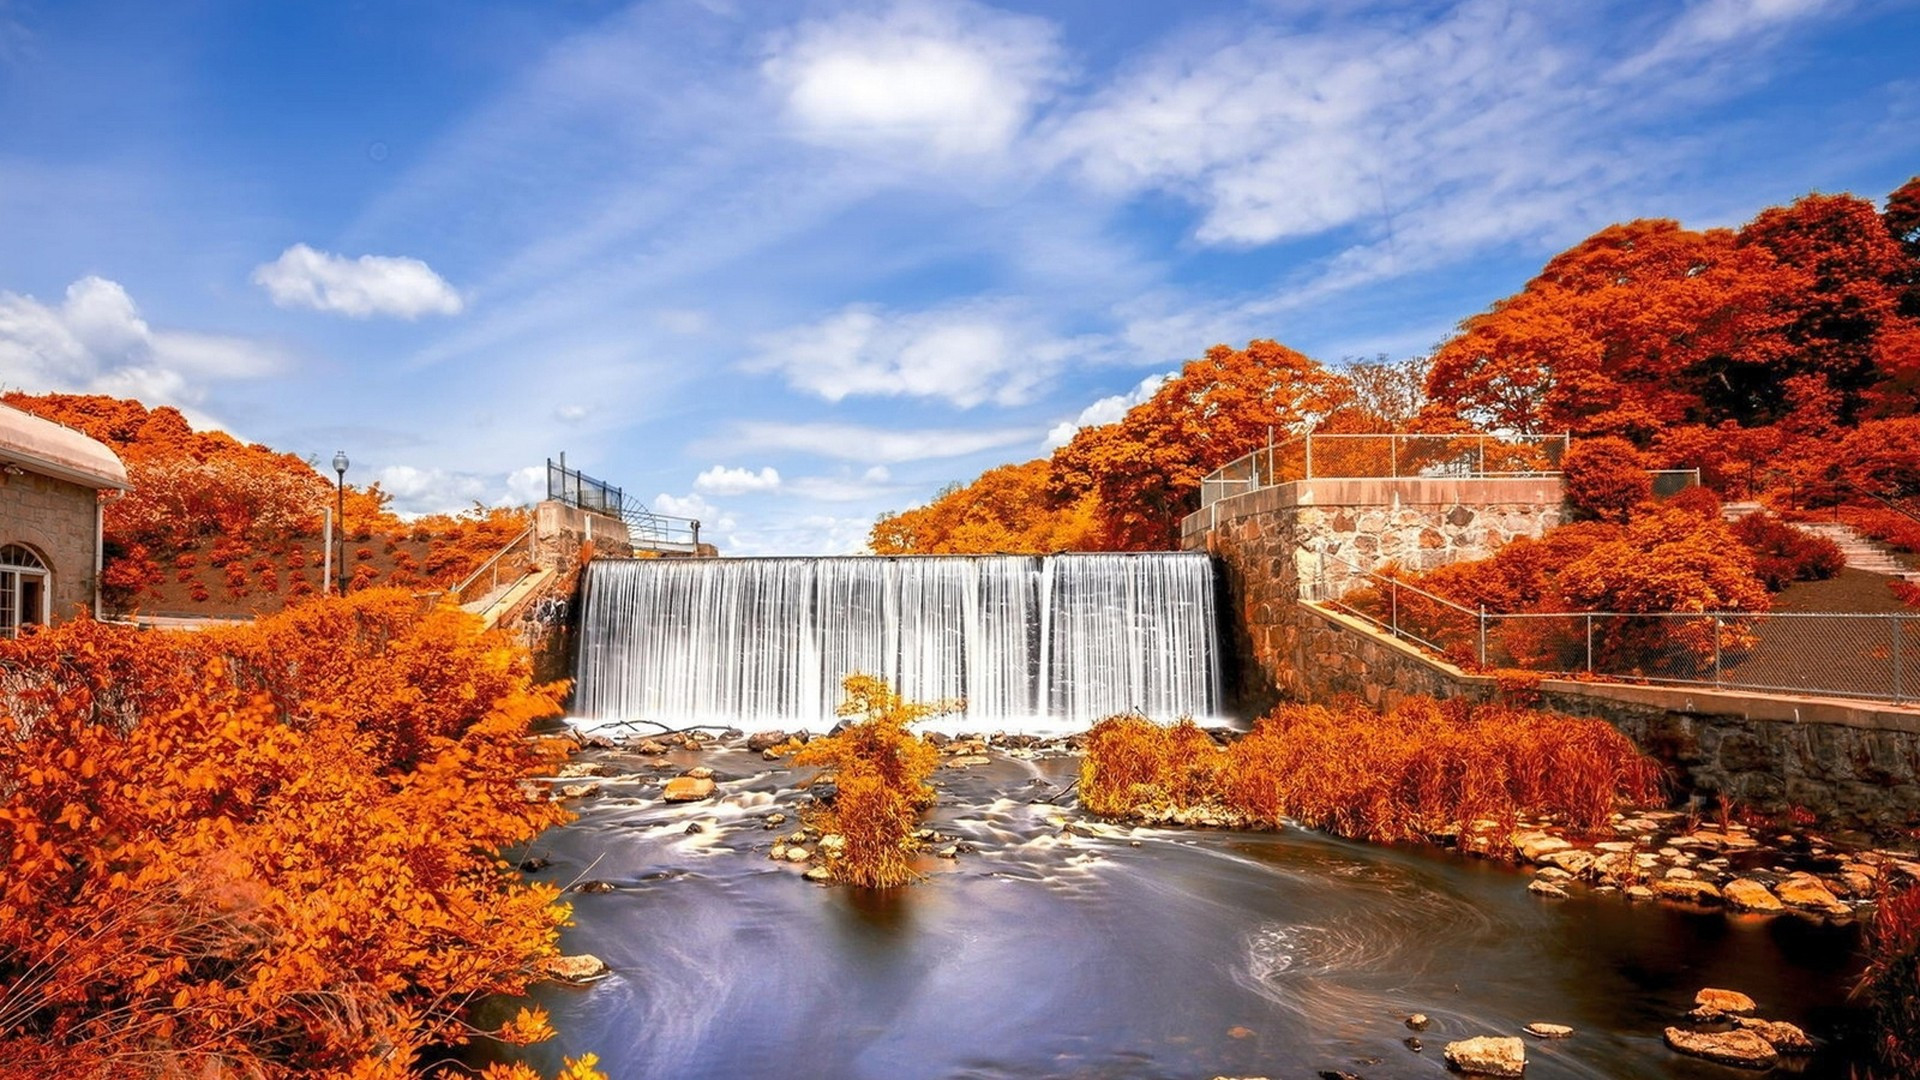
[1722, 878, 1784, 913]
[1774, 871, 1846, 913]
[662, 776, 715, 802]
[684, 765, 715, 780]
[1663, 1026, 1777, 1069]
[543, 953, 610, 983]
[1691, 987, 1757, 1019]
[1405, 1013, 1430, 1031]
[1526, 879, 1568, 899]
[1651, 878, 1721, 904]
[746, 729, 789, 752]
[1443, 1035, 1525, 1076]
[1733, 1016, 1813, 1053]
[1523, 1023, 1572, 1039]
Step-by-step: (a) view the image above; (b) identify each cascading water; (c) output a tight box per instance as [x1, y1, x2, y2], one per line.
[573, 553, 1223, 729]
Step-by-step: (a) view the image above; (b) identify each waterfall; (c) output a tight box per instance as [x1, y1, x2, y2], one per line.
[573, 553, 1223, 729]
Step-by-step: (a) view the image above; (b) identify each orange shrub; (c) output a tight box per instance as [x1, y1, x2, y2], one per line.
[793, 675, 944, 888]
[1730, 511, 1846, 589]
[0, 591, 595, 1079]
[1078, 716, 1226, 817]
[1083, 697, 1665, 851]
[1563, 436, 1652, 523]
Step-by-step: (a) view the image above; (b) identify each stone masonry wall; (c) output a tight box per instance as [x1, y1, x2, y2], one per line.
[0, 470, 99, 623]
[1184, 479, 1920, 827]
[1183, 477, 1563, 716]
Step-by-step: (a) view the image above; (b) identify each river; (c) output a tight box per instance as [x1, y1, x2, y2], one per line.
[494, 739, 1869, 1079]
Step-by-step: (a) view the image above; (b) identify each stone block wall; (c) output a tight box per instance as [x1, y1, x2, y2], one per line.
[1182, 477, 1564, 716]
[0, 471, 100, 623]
[1182, 474, 1920, 827]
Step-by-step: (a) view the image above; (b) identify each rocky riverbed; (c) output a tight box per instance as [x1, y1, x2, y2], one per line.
[490, 722, 1891, 1078]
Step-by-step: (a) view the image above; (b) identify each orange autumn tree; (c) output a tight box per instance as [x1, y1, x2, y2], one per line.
[1050, 340, 1352, 549]
[0, 590, 597, 1080]
[870, 459, 1104, 555]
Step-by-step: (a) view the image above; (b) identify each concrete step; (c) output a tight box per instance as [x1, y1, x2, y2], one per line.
[1787, 522, 1913, 576]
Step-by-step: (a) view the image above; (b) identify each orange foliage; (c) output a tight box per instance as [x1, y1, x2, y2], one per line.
[0, 591, 598, 1079]
[792, 676, 945, 888]
[1080, 697, 1664, 849]
[869, 459, 1105, 555]
[1561, 436, 1651, 523]
[2, 393, 536, 613]
[1861, 883, 1920, 1076]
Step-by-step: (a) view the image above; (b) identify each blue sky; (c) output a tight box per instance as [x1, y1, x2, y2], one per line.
[1, 0, 1916, 554]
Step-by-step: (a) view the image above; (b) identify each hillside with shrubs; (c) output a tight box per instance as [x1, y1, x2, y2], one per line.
[874, 177, 1920, 571]
[1, 393, 532, 616]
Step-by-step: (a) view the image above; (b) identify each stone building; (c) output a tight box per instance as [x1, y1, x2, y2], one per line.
[0, 404, 130, 629]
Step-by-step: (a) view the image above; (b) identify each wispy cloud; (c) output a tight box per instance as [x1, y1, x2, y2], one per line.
[694, 464, 782, 495]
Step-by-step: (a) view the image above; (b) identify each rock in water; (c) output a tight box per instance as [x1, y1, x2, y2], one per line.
[1722, 879, 1784, 912]
[1774, 871, 1846, 912]
[543, 953, 610, 983]
[1663, 1027, 1777, 1069]
[1527, 879, 1568, 899]
[662, 776, 715, 802]
[1523, 1023, 1572, 1039]
[1733, 1017, 1814, 1053]
[746, 729, 788, 752]
[1693, 988, 1758, 1018]
[684, 765, 715, 780]
[1443, 1036, 1525, 1076]
[1405, 1013, 1431, 1031]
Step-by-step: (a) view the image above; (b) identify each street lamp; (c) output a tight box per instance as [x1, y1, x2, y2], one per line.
[332, 450, 349, 595]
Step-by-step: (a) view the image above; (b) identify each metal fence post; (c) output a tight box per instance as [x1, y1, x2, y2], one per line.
[1895, 614, 1904, 704]
[1712, 616, 1723, 688]
[1391, 577, 1399, 637]
[1390, 433, 1398, 479]
[1478, 606, 1487, 668]
[1305, 434, 1314, 479]
[1585, 613, 1594, 673]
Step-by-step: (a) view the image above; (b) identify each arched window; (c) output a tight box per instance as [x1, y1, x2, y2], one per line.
[0, 544, 49, 636]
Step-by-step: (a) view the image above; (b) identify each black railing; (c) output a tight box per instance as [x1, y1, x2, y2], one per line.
[547, 457, 702, 551]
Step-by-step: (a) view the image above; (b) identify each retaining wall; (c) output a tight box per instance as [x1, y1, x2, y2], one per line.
[1182, 477, 1920, 828]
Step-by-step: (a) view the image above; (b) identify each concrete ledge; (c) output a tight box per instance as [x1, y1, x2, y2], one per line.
[1303, 601, 1920, 734]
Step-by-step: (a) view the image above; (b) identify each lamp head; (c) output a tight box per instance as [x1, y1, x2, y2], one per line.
[332, 450, 349, 476]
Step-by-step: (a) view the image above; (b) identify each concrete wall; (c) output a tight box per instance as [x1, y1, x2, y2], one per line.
[535, 500, 630, 567]
[0, 470, 99, 623]
[1183, 476, 1920, 828]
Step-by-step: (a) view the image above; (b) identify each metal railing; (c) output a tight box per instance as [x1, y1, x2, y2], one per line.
[1199, 432, 1571, 508]
[1312, 551, 1920, 704]
[547, 457, 702, 552]
[450, 525, 536, 607]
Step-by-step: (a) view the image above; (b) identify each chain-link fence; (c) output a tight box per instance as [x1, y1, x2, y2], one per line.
[1314, 553, 1920, 704]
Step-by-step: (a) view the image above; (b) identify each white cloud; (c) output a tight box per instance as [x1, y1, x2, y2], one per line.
[862, 465, 891, 483]
[0, 276, 279, 419]
[503, 465, 548, 506]
[765, 0, 1064, 161]
[1045, 370, 1172, 448]
[252, 243, 464, 319]
[748, 301, 1100, 407]
[723, 513, 877, 557]
[787, 473, 907, 502]
[694, 464, 782, 495]
[554, 403, 589, 422]
[375, 464, 490, 515]
[725, 420, 1041, 463]
[652, 491, 731, 530]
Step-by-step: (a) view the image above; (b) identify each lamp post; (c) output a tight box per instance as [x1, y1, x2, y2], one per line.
[332, 450, 349, 595]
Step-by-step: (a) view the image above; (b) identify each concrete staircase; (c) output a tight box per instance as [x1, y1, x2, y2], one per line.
[1790, 522, 1912, 576]
[1722, 501, 1914, 576]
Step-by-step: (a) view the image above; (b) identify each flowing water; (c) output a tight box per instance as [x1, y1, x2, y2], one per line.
[530, 554, 1872, 1077]
[500, 745, 1869, 1079]
[573, 554, 1222, 731]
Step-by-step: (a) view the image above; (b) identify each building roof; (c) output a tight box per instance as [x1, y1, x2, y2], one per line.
[0, 403, 130, 490]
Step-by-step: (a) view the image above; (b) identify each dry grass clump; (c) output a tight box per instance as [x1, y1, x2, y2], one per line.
[1861, 883, 1920, 1077]
[793, 675, 946, 888]
[1082, 697, 1665, 853]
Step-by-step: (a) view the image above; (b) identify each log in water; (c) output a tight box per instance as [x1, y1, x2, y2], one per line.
[574, 554, 1222, 728]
